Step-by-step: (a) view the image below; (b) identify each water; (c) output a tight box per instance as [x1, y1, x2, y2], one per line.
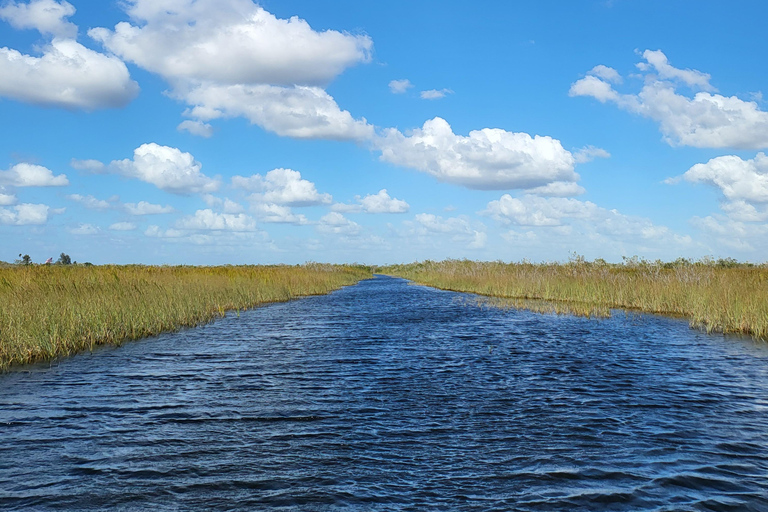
[2, 276, 768, 511]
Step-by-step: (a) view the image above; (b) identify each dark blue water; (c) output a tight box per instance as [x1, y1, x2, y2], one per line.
[2, 276, 768, 511]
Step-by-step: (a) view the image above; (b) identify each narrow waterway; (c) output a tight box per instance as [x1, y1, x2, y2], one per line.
[2, 276, 768, 511]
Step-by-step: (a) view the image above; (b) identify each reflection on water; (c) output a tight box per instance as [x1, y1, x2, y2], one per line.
[1, 276, 768, 510]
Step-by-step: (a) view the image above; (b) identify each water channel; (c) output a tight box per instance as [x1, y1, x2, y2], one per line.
[2, 276, 768, 510]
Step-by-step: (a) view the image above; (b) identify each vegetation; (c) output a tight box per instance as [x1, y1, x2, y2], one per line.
[380, 258, 768, 341]
[0, 263, 371, 371]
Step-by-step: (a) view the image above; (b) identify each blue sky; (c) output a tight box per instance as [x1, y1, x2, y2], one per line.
[1, 0, 767, 265]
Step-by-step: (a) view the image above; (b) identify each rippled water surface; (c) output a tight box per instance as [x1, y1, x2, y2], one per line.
[2, 276, 768, 511]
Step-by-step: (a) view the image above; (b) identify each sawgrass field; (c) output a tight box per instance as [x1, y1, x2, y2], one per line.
[0, 263, 371, 371]
[381, 258, 768, 341]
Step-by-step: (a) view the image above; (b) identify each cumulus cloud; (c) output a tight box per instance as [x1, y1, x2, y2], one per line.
[317, 212, 361, 236]
[90, 0, 371, 86]
[570, 50, 768, 149]
[484, 194, 682, 244]
[0, 1, 139, 111]
[407, 213, 486, 249]
[201, 194, 244, 214]
[69, 223, 99, 235]
[67, 193, 111, 209]
[0, 192, 16, 205]
[637, 50, 714, 91]
[420, 88, 453, 100]
[0, 0, 76, 37]
[389, 79, 413, 94]
[109, 143, 219, 194]
[90, 0, 372, 140]
[0, 163, 68, 186]
[109, 222, 136, 231]
[332, 189, 409, 214]
[719, 200, 768, 223]
[0, 203, 50, 225]
[527, 181, 586, 197]
[377, 117, 578, 190]
[251, 203, 308, 224]
[587, 65, 622, 84]
[690, 214, 768, 252]
[179, 84, 373, 140]
[573, 145, 611, 164]
[176, 209, 257, 231]
[679, 153, 768, 204]
[145, 225, 185, 238]
[124, 201, 174, 215]
[177, 120, 213, 138]
[234, 168, 331, 206]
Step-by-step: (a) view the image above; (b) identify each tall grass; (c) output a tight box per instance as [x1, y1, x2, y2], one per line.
[381, 259, 768, 341]
[0, 263, 371, 370]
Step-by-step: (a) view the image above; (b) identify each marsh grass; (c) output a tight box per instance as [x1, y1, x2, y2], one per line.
[0, 263, 371, 370]
[382, 259, 768, 341]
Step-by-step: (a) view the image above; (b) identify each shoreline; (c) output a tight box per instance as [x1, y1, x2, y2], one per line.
[380, 259, 768, 341]
[0, 264, 372, 371]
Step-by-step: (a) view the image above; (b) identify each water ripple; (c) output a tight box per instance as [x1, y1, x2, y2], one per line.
[1, 276, 768, 510]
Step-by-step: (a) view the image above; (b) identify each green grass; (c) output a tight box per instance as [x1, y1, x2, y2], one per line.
[380, 259, 768, 341]
[0, 263, 371, 370]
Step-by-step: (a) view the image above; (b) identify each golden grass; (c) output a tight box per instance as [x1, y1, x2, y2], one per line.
[380, 259, 768, 340]
[0, 263, 371, 370]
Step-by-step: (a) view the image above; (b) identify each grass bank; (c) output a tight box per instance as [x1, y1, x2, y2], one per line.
[380, 259, 768, 341]
[0, 263, 371, 371]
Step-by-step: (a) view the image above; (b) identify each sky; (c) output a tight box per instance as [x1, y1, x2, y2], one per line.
[1, 0, 767, 265]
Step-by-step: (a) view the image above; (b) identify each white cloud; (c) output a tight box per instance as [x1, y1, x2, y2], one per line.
[90, 0, 372, 86]
[124, 201, 174, 215]
[69, 223, 99, 235]
[109, 222, 136, 231]
[484, 195, 595, 227]
[110, 143, 219, 194]
[251, 203, 308, 224]
[0, 38, 138, 110]
[637, 50, 714, 91]
[690, 214, 768, 252]
[0, 203, 50, 225]
[679, 153, 768, 204]
[67, 194, 111, 209]
[0, 163, 68, 186]
[317, 212, 361, 236]
[177, 120, 213, 138]
[202, 194, 244, 214]
[420, 88, 452, 100]
[176, 209, 257, 231]
[377, 117, 578, 190]
[234, 168, 331, 206]
[527, 181, 586, 197]
[587, 65, 622, 84]
[0, 192, 17, 205]
[332, 189, 409, 214]
[359, 189, 409, 214]
[719, 200, 768, 223]
[484, 194, 680, 242]
[573, 145, 611, 164]
[90, 0, 373, 140]
[180, 84, 373, 141]
[389, 79, 413, 94]
[406, 213, 487, 249]
[0, 0, 76, 38]
[145, 225, 185, 238]
[70, 158, 106, 173]
[570, 50, 768, 149]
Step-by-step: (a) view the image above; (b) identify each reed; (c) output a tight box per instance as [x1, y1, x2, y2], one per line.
[0, 263, 371, 370]
[380, 258, 768, 341]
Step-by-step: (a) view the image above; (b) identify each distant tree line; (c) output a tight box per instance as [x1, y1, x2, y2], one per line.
[13, 253, 92, 266]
